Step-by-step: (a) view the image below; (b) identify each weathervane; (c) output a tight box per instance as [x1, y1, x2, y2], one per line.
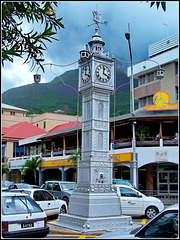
[87, 11, 108, 29]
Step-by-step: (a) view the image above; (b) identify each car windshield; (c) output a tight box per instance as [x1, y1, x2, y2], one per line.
[2, 195, 43, 215]
[17, 184, 33, 189]
[60, 183, 76, 190]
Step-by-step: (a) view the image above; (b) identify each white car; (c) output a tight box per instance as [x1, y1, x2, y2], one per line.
[113, 184, 164, 219]
[96, 204, 178, 239]
[10, 188, 67, 217]
[2, 191, 49, 238]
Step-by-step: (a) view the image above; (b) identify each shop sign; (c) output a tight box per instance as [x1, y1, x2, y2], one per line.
[111, 153, 133, 162]
[145, 91, 178, 111]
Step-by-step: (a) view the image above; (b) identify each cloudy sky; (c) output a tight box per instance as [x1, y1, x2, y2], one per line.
[2, 1, 179, 93]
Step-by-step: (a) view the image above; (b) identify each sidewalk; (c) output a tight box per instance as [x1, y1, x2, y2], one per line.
[47, 222, 109, 236]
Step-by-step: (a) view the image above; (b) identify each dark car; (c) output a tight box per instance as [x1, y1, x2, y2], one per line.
[96, 203, 178, 239]
[41, 181, 76, 205]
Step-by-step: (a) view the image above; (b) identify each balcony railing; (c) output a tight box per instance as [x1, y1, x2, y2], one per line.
[140, 190, 178, 206]
[112, 137, 178, 149]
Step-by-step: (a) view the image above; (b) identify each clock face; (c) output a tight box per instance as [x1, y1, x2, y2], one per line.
[95, 64, 111, 83]
[81, 65, 91, 84]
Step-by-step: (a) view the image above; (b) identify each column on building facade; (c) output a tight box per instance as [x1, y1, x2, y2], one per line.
[146, 164, 153, 191]
[38, 168, 43, 187]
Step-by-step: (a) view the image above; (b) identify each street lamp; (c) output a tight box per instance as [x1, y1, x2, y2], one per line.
[125, 30, 138, 188]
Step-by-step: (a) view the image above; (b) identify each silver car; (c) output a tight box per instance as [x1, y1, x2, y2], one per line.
[10, 188, 67, 216]
[96, 204, 178, 239]
[2, 191, 49, 238]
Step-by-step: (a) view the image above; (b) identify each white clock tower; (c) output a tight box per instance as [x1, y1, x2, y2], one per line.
[56, 27, 132, 232]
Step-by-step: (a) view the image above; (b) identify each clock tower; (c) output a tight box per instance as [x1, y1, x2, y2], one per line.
[57, 27, 132, 232]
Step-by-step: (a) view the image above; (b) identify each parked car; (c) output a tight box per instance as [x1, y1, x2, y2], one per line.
[41, 181, 76, 205]
[113, 179, 135, 188]
[113, 184, 164, 219]
[2, 191, 49, 238]
[96, 203, 178, 239]
[8, 183, 33, 190]
[2, 181, 14, 191]
[2, 181, 9, 192]
[10, 188, 67, 216]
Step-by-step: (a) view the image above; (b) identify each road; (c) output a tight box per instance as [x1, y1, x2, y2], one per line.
[46, 215, 150, 239]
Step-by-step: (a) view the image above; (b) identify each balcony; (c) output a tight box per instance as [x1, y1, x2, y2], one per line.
[112, 136, 178, 149]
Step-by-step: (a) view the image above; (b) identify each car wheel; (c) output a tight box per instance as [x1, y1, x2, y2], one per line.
[60, 205, 67, 214]
[62, 197, 69, 205]
[145, 206, 158, 219]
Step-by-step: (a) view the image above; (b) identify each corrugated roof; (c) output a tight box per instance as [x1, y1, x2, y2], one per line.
[2, 121, 47, 139]
[2, 103, 28, 112]
[49, 121, 82, 132]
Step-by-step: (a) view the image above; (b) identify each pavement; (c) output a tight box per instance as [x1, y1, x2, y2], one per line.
[47, 222, 111, 236]
[47, 220, 141, 237]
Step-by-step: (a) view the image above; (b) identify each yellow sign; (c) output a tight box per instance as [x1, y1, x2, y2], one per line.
[39, 159, 72, 167]
[111, 153, 133, 162]
[38, 153, 133, 168]
[145, 91, 178, 111]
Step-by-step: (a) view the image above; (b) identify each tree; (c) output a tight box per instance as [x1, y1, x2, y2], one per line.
[135, 125, 150, 141]
[149, 1, 166, 11]
[68, 151, 81, 168]
[2, 2, 64, 72]
[2, 165, 8, 176]
[22, 156, 42, 184]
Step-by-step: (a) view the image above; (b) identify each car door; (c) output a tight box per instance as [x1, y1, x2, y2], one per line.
[118, 186, 144, 216]
[33, 190, 49, 214]
[41, 190, 59, 216]
[51, 182, 63, 200]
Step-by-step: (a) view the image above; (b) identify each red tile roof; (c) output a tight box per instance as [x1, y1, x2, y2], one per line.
[2, 121, 47, 139]
[49, 121, 82, 132]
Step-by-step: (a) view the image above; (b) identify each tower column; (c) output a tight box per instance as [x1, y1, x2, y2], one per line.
[51, 23, 133, 233]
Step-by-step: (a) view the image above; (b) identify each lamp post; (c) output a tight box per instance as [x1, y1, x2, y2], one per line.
[125, 30, 138, 188]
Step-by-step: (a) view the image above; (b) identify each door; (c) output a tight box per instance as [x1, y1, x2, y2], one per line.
[33, 190, 59, 216]
[118, 186, 144, 216]
[51, 182, 64, 199]
[41, 190, 59, 216]
[158, 171, 178, 193]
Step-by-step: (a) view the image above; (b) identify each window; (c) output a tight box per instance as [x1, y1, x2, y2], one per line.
[42, 191, 54, 200]
[175, 61, 178, 75]
[43, 121, 46, 129]
[147, 95, 153, 105]
[120, 187, 139, 197]
[147, 72, 154, 83]
[47, 182, 53, 190]
[34, 191, 45, 201]
[10, 112, 15, 115]
[175, 86, 178, 102]
[139, 75, 145, 86]
[139, 97, 147, 108]
[53, 183, 60, 191]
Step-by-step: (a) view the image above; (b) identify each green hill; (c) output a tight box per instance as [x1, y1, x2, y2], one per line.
[2, 62, 136, 116]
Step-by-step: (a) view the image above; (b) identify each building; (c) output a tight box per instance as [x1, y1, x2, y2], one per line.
[2, 103, 29, 128]
[129, 34, 178, 109]
[2, 121, 47, 181]
[2, 103, 82, 131]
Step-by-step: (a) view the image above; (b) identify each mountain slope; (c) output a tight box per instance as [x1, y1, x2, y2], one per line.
[2, 62, 134, 116]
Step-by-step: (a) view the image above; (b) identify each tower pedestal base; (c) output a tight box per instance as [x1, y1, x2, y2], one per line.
[52, 214, 133, 232]
[51, 191, 133, 232]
